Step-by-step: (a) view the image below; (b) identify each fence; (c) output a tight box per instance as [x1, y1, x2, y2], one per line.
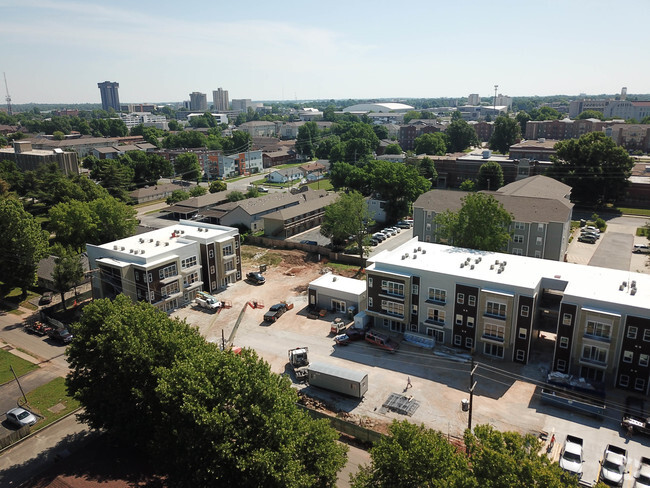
[0, 425, 30, 450]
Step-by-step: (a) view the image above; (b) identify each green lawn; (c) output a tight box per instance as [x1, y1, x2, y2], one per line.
[0, 286, 39, 313]
[26, 377, 80, 430]
[617, 207, 650, 217]
[305, 178, 332, 191]
[0, 348, 38, 384]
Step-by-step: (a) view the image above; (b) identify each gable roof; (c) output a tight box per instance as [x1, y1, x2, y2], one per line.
[497, 175, 571, 201]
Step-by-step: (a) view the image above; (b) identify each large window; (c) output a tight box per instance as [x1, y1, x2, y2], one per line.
[628, 327, 638, 339]
[224, 259, 235, 272]
[381, 280, 405, 297]
[222, 244, 233, 256]
[381, 300, 404, 318]
[562, 313, 572, 326]
[468, 295, 476, 307]
[426, 308, 445, 324]
[581, 345, 607, 365]
[486, 301, 506, 318]
[483, 323, 505, 342]
[159, 263, 177, 279]
[484, 343, 504, 358]
[161, 282, 179, 297]
[428, 288, 446, 303]
[514, 222, 525, 230]
[513, 235, 524, 243]
[181, 256, 197, 269]
[585, 320, 612, 341]
[183, 272, 199, 287]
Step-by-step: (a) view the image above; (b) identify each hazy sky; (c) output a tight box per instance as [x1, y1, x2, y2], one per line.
[2, 0, 648, 104]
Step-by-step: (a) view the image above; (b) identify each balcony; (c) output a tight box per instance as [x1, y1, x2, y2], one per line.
[481, 333, 505, 344]
[579, 356, 607, 368]
[424, 318, 445, 327]
[483, 312, 506, 321]
[425, 298, 446, 305]
[583, 333, 611, 344]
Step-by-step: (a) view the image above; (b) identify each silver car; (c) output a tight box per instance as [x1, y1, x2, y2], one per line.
[6, 407, 37, 427]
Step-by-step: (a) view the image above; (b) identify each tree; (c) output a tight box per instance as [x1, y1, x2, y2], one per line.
[576, 110, 604, 120]
[548, 131, 634, 204]
[459, 179, 476, 192]
[52, 130, 65, 140]
[351, 420, 471, 488]
[489, 116, 520, 153]
[369, 160, 431, 221]
[384, 143, 402, 155]
[321, 191, 374, 258]
[417, 157, 438, 183]
[529, 106, 561, 121]
[88, 196, 137, 244]
[446, 119, 479, 153]
[48, 200, 96, 252]
[227, 190, 245, 202]
[174, 153, 201, 181]
[51, 247, 84, 310]
[189, 185, 207, 197]
[434, 193, 513, 251]
[166, 190, 190, 205]
[91, 160, 134, 201]
[209, 180, 227, 193]
[0, 198, 50, 296]
[168, 119, 182, 131]
[515, 111, 531, 135]
[372, 125, 389, 140]
[477, 161, 504, 191]
[414, 132, 447, 155]
[296, 122, 319, 158]
[641, 116, 650, 125]
[245, 187, 260, 199]
[66, 296, 347, 487]
[403, 111, 421, 123]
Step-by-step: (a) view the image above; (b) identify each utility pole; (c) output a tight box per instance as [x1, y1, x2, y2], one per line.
[493, 84, 498, 113]
[3, 72, 12, 116]
[468, 357, 478, 432]
[11, 365, 28, 404]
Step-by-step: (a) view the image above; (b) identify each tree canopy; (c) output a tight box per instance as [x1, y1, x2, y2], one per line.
[321, 191, 374, 258]
[414, 132, 447, 155]
[446, 119, 479, 153]
[51, 246, 85, 309]
[384, 143, 402, 155]
[209, 180, 227, 193]
[66, 296, 347, 487]
[434, 193, 513, 251]
[489, 116, 520, 154]
[174, 153, 202, 181]
[477, 161, 504, 191]
[547, 131, 634, 204]
[575, 110, 604, 120]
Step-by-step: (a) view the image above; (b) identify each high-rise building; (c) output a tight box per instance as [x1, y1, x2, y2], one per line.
[189, 92, 208, 111]
[468, 93, 481, 105]
[231, 99, 252, 112]
[97, 81, 120, 112]
[212, 88, 229, 112]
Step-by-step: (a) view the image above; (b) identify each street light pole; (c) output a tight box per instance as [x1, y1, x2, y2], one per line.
[468, 358, 478, 432]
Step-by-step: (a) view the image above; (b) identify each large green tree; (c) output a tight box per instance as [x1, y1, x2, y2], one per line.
[209, 180, 227, 193]
[489, 116, 520, 154]
[0, 198, 50, 296]
[51, 247, 85, 310]
[89, 196, 138, 244]
[575, 110, 604, 120]
[414, 132, 447, 155]
[446, 119, 479, 153]
[321, 191, 373, 258]
[297, 122, 319, 158]
[434, 193, 513, 251]
[174, 153, 202, 181]
[384, 143, 402, 155]
[66, 296, 347, 487]
[477, 161, 504, 191]
[515, 111, 531, 135]
[547, 131, 634, 204]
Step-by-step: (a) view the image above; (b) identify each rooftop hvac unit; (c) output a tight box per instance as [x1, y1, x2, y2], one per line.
[495, 260, 500, 265]
[413, 254, 417, 259]
[623, 281, 628, 287]
[460, 263, 465, 268]
[165, 242, 169, 246]
[332, 276, 337, 281]
[113, 245, 118, 250]
[421, 249, 426, 254]
[418, 247, 421, 251]
[497, 268, 503, 274]
[141, 250, 145, 254]
[156, 241, 160, 246]
[631, 288, 637, 295]
[414, 248, 418, 253]
[620, 285, 624, 291]
[120, 246, 125, 251]
[470, 265, 474, 270]
[632, 281, 637, 288]
[129, 249, 134, 253]
[402, 255, 406, 260]
[490, 265, 494, 270]
[502, 261, 507, 266]
[139, 238, 144, 243]
[149, 238, 154, 243]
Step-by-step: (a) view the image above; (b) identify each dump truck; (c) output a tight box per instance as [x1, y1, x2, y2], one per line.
[288, 347, 310, 382]
[307, 362, 368, 399]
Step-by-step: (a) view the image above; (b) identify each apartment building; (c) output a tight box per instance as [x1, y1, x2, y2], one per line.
[86, 221, 241, 312]
[398, 122, 446, 151]
[365, 239, 650, 393]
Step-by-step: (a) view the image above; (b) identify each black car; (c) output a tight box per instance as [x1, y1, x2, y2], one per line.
[39, 292, 53, 305]
[263, 303, 287, 322]
[246, 272, 266, 285]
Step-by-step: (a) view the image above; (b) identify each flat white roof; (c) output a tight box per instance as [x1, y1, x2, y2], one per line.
[368, 239, 650, 311]
[309, 272, 366, 296]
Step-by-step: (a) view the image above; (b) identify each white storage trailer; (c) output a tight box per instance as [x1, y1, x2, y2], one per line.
[307, 362, 368, 399]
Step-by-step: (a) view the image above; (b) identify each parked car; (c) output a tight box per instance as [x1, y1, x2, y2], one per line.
[300, 240, 318, 246]
[365, 330, 399, 353]
[5, 407, 37, 427]
[600, 444, 627, 487]
[372, 233, 386, 242]
[382, 228, 396, 237]
[47, 327, 73, 344]
[581, 230, 600, 239]
[397, 221, 412, 229]
[246, 272, 266, 285]
[388, 226, 401, 233]
[559, 435, 584, 479]
[257, 186, 269, 192]
[39, 292, 53, 305]
[334, 333, 351, 345]
[633, 244, 650, 254]
[264, 303, 288, 323]
[635, 457, 650, 488]
[369, 238, 380, 246]
[578, 235, 597, 244]
[344, 327, 367, 341]
[584, 225, 600, 234]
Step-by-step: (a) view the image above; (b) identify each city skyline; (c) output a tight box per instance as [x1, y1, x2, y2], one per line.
[1, 0, 649, 105]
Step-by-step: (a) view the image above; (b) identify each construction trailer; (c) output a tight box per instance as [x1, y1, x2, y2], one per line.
[307, 362, 368, 399]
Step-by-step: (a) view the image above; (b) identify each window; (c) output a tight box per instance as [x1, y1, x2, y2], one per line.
[455, 314, 463, 326]
[628, 327, 638, 339]
[368, 278, 373, 287]
[381, 300, 404, 318]
[161, 282, 179, 297]
[635, 378, 646, 392]
[148, 273, 153, 283]
[427, 328, 444, 343]
[557, 359, 567, 372]
[428, 288, 446, 303]
[159, 264, 177, 279]
[209, 249, 214, 259]
[211, 281, 216, 290]
[137, 289, 143, 299]
[536, 237, 543, 246]
[412, 304, 418, 315]
[381, 280, 405, 297]
[534, 251, 542, 258]
[454, 335, 462, 346]
[562, 313, 572, 326]
[222, 244, 233, 256]
[181, 256, 197, 269]
[521, 305, 529, 317]
[623, 351, 633, 363]
[427, 308, 445, 324]
[515, 222, 525, 230]
[183, 272, 199, 287]
[484, 343, 504, 358]
[512, 248, 523, 256]
[559, 336, 569, 348]
[620, 375, 630, 388]
[582, 345, 607, 364]
[412, 284, 419, 295]
[457, 293, 464, 304]
[513, 235, 524, 243]
[224, 260, 235, 272]
[537, 223, 544, 232]
[644, 329, 650, 342]
[467, 316, 475, 328]
[640, 354, 650, 367]
[486, 301, 506, 318]
[483, 323, 505, 342]
[468, 295, 476, 307]
[210, 266, 215, 274]
[516, 350, 525, 361]
[519, 328, 527, 339]
[465, 338, 473, 349]
[585, 320, 612, 340]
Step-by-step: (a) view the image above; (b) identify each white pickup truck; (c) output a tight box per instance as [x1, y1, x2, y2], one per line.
[600, 444, 627, 487]
[559, 435, 583, 478]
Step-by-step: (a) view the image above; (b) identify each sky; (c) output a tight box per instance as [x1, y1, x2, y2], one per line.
[1, 0, 649, 105]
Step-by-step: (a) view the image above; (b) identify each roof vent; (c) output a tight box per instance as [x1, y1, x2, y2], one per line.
[502, 261, 507, 266]
[497, 268, 503, 274]
[149, 238, 154, 243]
[180, 230, 185, 234]
[413, 254, 417, 259]
[113, 245, 118, 250]
[623, 281, 627, 287]
[418, 246, 421, 251]
[490, 265, 494, 270]
[165, 242, 169, 246]
[620, 284, 625, 291]
[139, 238, 144, 243]
[402, 255, 406, 260]
[140, 250, 145, 254]
[470, 265, 475, 270]
[414, 248, 418, 253]
[631, 288, 637, 296]
[421, 249, 426, 254]
[632, 281, 637, 288]
[460, 263, 465, 268]
[332, 276, 337, 281]
[129, 249, 134, 253]
[156, 241, 160, 246]
[120, 246, 125, 251]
